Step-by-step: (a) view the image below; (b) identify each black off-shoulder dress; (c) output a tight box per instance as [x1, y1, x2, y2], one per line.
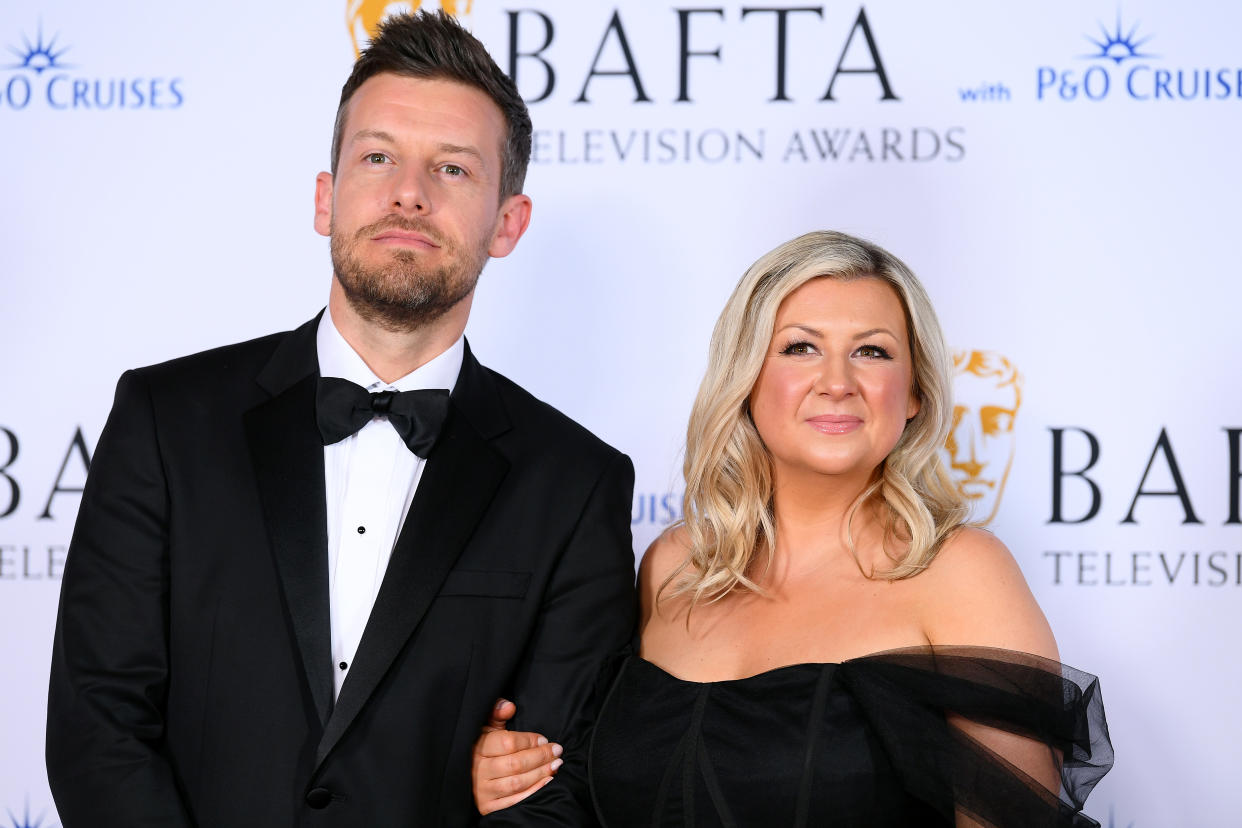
[586, 647, 1112, 828]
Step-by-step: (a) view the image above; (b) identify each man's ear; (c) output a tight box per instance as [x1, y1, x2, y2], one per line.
[314, 172, 334, 238]
[487, 194, 533, 258]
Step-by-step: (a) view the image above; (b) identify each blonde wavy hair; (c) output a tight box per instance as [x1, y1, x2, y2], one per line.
[669, 231, 968, 606]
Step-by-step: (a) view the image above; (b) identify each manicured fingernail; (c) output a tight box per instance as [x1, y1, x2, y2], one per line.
[550, 758, 564, 772]
[537, 736, 548, 746]
[541, 776, 554, 787]
[495, 699, 508, 710]
[551, 743, 563, 757]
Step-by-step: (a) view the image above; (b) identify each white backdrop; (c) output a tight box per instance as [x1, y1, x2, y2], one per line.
[3, 2, 1240, 826]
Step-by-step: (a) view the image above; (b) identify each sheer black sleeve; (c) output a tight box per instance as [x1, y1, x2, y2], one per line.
[840, 647, 1113, 828]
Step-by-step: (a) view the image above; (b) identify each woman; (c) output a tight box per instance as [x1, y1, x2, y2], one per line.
[474, 231, 1112, 826]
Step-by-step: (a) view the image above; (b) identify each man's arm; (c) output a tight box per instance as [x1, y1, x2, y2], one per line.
[479, 450, 637, 827]
[46, 370, 195, 827]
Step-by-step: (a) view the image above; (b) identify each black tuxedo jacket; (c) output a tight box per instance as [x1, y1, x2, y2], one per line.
[47, 316, 636, 827]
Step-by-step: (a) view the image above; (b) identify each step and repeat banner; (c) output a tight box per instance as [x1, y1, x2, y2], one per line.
[2, 1, 1238, 825]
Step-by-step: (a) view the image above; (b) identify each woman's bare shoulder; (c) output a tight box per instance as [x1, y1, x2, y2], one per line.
[927, 526, 1020, 580]
[636, 525, 693, 623]
[638, 524, 691, 578]
[916, 527, 1058, 659]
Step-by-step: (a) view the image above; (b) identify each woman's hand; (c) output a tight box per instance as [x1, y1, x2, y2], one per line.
[472, 699, 564, 815]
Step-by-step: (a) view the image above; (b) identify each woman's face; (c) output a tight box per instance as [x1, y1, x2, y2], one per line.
[749, 276, 920, 486]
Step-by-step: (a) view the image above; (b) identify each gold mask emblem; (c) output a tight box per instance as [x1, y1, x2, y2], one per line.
[346, 1, 476, 57]
[944, 350, 1023, 525]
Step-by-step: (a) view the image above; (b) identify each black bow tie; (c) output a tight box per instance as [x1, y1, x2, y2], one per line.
[316, 377, 450, 457]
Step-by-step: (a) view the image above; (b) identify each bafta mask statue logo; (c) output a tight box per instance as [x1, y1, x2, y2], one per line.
[346, 1, 475, 57]
[943, 350, 1023, 525]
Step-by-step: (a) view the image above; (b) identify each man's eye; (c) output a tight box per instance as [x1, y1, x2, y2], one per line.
[441, 164, 465, 176]
[366, 153, 389, 164]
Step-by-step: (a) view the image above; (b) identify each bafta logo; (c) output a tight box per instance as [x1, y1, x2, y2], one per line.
[944, 350, 1023, 525]
[346, 1, 476, 57]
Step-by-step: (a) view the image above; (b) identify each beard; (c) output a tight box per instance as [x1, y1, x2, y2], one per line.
[330, 214, 490, 333]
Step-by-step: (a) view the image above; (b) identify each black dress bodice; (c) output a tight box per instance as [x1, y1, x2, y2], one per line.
[587, 648, 1112, 828]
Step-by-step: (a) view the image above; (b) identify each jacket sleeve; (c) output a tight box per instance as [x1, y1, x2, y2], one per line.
[480, 450, 637, 828]
[46, 369, 195, 827]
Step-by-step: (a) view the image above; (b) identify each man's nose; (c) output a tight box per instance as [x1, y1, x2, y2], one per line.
[390, 168, 431, 215]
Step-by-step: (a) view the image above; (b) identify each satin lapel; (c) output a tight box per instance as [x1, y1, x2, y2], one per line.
[243, 318, 333, 727]
[316, 347, 510, 765]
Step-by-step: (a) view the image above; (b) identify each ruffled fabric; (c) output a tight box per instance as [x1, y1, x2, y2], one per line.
[587, 647, 1112, 828]
[838, 647, 1113, 827]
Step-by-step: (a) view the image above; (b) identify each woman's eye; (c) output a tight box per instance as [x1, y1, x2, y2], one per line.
[780, 341, 815, 356]
[855, 344, 892, 359]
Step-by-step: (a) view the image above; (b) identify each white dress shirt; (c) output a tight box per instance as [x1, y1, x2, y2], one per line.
[316, 308, 464, 698]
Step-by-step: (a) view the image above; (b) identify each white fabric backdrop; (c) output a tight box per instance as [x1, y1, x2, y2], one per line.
[3, 1, 1239, 825]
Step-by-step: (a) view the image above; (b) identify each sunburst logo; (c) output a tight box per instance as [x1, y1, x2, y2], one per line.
[1082, 13, 1156, 64]
[1039, 11, 1231, 102]
[1, 22, 184, 111]
[4, 799, 57, 828]
[6, 23, 71, 74]
[346, 1, 476, 57]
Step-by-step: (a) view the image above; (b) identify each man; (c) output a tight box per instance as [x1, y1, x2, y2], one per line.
[46, 13, 635, 827]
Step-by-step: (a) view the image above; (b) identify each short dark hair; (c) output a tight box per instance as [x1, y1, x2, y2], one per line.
[330, 11, 532, 200]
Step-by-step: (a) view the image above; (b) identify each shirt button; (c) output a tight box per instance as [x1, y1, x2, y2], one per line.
[306, 787, 332, 809]
[356, 526, 366, 534]
[339, 661, 348, 671]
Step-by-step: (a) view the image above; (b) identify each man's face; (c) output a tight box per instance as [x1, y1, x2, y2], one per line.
[314, 73, 527, 332]
[945, 369, 1019, 524]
